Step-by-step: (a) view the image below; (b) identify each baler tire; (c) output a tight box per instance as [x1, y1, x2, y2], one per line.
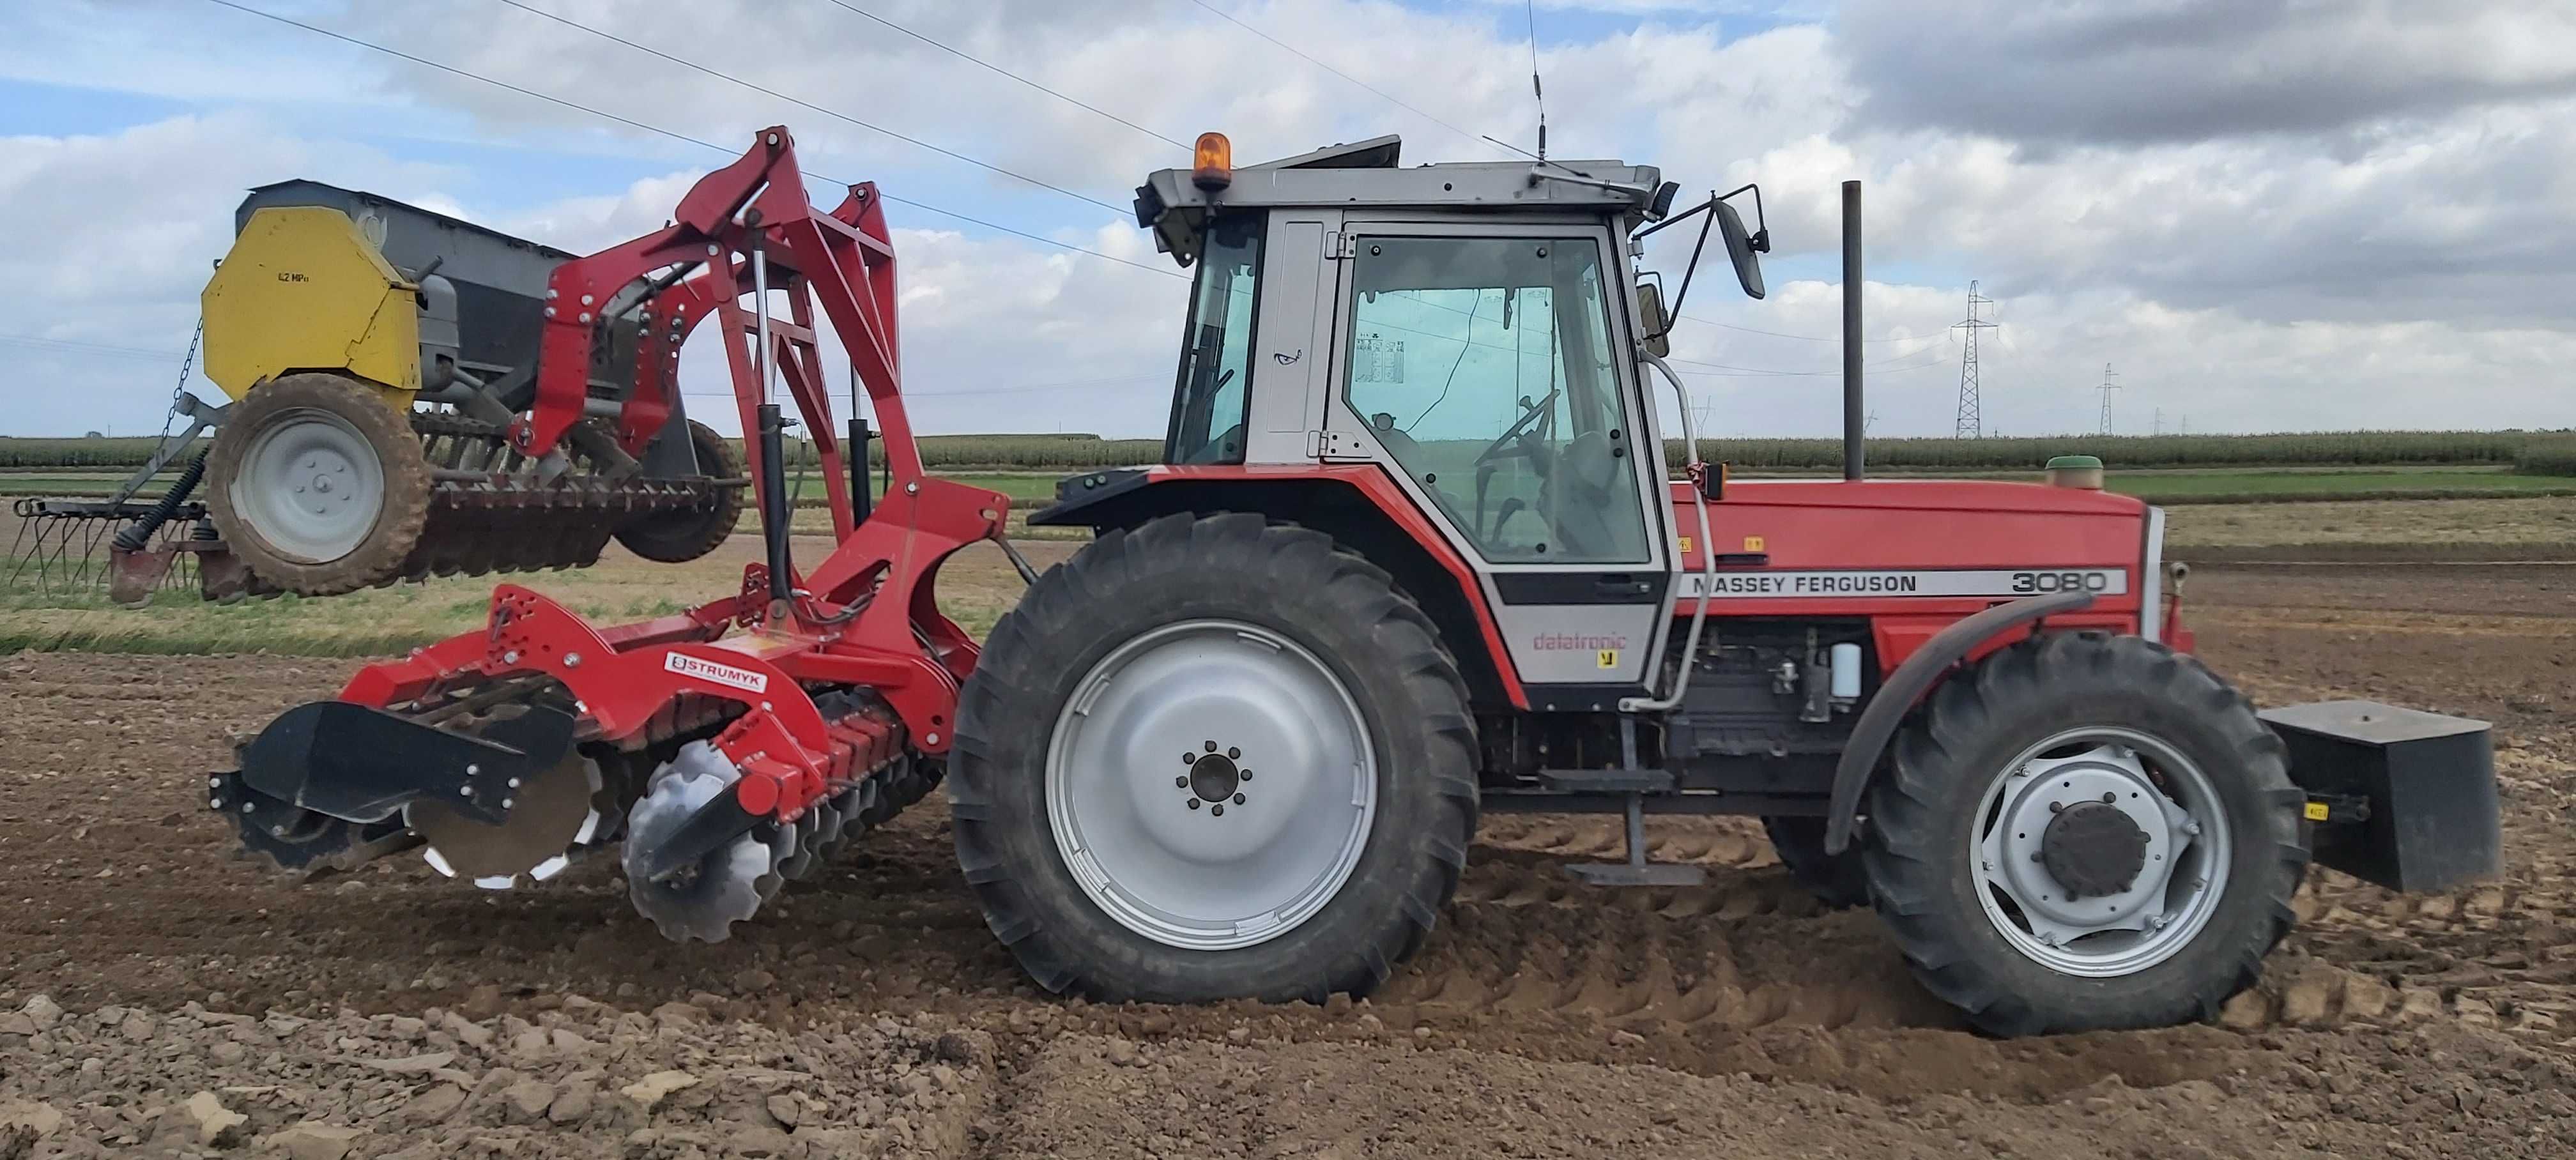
[950, 512, 1479, 1005]
[207, 373, 432, 597]
[1860, 631, 2309, 1036]
[1763, 815, 1870, 909]
[613, 421, 746, 563]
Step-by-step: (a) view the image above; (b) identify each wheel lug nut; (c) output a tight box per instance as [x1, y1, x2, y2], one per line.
[1232, 793, 1246, 805]
[1210, 804, 1225, 817]
[2101, 791, 2117, 804]
[1187, 799, 1200, 810]
[2048, 800, 2064, 813]
[1239, 770, 1252, 781]
[1203, 740, 1217, 752]
[1176, 775, 1190, 788]
[1181, 753, 1196, 765]
[1227, 747, 1241, 759]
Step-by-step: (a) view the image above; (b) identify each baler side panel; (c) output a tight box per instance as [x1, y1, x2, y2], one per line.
[201, 206, 420, 404]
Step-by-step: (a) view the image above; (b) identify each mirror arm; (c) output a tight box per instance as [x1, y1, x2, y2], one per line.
[1634, 189, 1724, 327]
[1667, 201, 1719, 325]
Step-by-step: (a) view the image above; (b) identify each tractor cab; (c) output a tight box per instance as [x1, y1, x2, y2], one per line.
[1082, 134, 1768, 691]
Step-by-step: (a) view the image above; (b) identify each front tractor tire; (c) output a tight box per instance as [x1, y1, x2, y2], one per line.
[207, 372, 433, 597]
[951, 513, 1479, 1004]
[1862, 632, 2309, 1036]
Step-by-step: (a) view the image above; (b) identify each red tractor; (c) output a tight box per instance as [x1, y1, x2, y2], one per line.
[216, 128, 2498, 1036]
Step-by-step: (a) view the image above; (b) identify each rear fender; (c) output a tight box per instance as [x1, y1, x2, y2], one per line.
[1029, 465, 1528, 710]
[1821, 590, 2096, 853]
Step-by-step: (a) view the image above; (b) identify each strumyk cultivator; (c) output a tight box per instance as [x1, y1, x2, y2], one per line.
[213, 128, 1004, 939]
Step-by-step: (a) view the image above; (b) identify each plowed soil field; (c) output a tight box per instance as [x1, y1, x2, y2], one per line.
[2, 563, 2572, 1158]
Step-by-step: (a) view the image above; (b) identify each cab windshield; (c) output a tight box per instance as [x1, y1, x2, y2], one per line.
[1165, 213, 1263, 464]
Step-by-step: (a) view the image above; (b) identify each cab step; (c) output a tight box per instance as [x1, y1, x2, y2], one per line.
[1537, 768, 1675, 793]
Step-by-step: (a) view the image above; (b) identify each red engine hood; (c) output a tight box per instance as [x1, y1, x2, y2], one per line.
[1668, 478, 2144, 517]
[1667, 478, 2148, 572]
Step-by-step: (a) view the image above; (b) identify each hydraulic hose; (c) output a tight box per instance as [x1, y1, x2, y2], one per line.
[112, 449, 207, 553]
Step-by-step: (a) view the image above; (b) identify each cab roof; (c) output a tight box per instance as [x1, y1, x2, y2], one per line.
[1135, 134, 1666, 266]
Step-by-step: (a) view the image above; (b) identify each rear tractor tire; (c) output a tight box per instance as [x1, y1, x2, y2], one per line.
[950, 512, 1480, 1003]
[1861, 631, 2309, 1035]
[206, 372, 433, 597]
[613, 420, 747, 563]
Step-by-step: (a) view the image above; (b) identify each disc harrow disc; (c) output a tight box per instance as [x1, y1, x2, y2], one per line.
[408, 749, 605, 889]
[622, 742, 778, 943]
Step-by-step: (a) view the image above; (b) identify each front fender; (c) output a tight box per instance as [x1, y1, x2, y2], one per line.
[1822, 590, 2096, 854]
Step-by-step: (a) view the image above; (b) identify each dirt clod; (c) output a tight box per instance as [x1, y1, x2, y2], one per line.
[181, 1090, 246, 1147]
[262, 1121, 365, 1160]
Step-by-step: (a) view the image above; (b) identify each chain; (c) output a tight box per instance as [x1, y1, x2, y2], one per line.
[155, 317, 206, 440]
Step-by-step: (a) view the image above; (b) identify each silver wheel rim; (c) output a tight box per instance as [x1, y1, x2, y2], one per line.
[1046, 619, 1377, 951]
[231, 407, 387, 563]
[1972, 726, 2232, 977]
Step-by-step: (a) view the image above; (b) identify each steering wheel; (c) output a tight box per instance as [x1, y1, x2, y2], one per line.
[1470, 389, 1559, 540]
[1473, 388, 1560, 471]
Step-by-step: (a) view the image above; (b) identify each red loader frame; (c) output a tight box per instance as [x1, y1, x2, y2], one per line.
[337, 126, 1008, 825]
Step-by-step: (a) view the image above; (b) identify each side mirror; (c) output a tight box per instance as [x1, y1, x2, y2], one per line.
[1715, 201, 1766, 300]
[1634, 282, 1671, 358]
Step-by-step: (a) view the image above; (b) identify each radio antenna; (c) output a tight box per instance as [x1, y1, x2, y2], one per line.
[1524, 0, 1547, 160]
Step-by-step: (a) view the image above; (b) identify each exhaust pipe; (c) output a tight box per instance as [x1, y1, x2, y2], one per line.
[1842, 179, 1864, 483]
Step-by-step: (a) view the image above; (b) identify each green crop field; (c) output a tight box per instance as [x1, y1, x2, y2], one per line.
[18, 464, 2572, 508]
[2106, 468, 2576, 503]
[12, 428, 2575, 474]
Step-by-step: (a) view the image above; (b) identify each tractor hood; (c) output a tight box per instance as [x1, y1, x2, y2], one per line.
[1671, 477, 2152, 577]
[1675, 478, 2145, 517]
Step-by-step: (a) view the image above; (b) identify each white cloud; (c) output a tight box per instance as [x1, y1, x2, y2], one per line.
[3, 0, 2572, 443]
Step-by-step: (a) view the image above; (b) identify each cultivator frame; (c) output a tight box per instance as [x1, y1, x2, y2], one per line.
[213, 128, 1010, 935]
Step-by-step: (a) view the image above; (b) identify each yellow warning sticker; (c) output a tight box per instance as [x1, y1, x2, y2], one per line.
[1744, 535, 1766, 551]
[1597, 649, 1620, 669]
[2304, 801, 2330, 821]
[1677, 536, 1692, 553]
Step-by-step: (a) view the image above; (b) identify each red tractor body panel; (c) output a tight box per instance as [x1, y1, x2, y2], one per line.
[1068, 466, 2186, 706]
[1667, 478, 2182, 671]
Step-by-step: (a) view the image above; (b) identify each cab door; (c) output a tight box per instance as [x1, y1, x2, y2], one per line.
[1322, 223, 1673, 705]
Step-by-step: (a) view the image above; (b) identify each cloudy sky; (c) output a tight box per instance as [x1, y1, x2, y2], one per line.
[3, 0, 2571, 440]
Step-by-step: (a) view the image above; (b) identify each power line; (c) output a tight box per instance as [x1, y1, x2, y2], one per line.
[2097, 362, 2120, 435]
[1671, 353, 1949, 379]
[1679, 314, 1931, 344]
[0, 333, 188, 362]
[1188, 0, 1505, 156]
[1666, 346, 1949, 376]
[818, 1, 1189, 151]
[487, 0, 1126, 213]
[198, 0, 1185, 281]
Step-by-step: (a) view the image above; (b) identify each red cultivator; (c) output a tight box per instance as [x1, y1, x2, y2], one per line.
[213, 128, 1010, 938]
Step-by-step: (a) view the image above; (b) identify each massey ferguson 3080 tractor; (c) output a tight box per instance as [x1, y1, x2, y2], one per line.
[213, 127, 2501, 1036]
